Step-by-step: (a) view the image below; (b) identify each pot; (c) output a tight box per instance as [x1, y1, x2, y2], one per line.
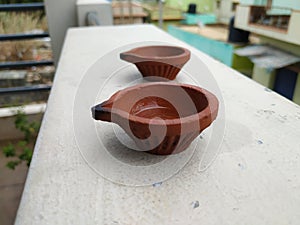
[120, 45, 191, 80]
[92, 82, 218, 155]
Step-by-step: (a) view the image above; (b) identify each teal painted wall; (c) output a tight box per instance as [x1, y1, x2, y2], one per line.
[168, 25, 233, 66]
[182, 13, 217, 25]
[240, 0, 300, 9]
[166, 0, 214, 13]
[272, 0, 300, 10]
[239, 0, 267, 5]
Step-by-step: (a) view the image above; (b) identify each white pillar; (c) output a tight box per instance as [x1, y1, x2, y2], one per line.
[44, 0, 78, 65]
[44, 0, 113, 65]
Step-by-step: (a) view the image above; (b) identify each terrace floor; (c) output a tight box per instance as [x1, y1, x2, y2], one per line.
[179, 24, 260, 43]
[0, 140, 28, 225]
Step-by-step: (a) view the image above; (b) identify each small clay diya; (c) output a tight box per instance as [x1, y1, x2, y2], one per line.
[120, 45, 191, 80]
[92, 82, 218, 155]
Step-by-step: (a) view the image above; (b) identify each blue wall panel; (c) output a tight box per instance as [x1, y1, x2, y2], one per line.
[168, 25, 233, 66]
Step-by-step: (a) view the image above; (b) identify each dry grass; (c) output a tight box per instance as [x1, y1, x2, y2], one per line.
[0, 39, 52, 61]
[0, 11, 47, 34]
[0, 11, 50, 62]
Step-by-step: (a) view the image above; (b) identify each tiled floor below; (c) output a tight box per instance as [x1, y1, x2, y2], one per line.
[0, 140, 28, 225]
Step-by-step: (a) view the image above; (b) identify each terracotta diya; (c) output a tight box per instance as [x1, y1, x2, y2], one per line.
[92, 82, 218, 155]
[120, 45, 191, 80]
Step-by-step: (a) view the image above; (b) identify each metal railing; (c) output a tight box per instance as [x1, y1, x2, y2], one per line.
[0, 2, 53, 96]
[0, 84, 51, 94]
[0, 32, 49, 41]
[0, 2, 44, 11]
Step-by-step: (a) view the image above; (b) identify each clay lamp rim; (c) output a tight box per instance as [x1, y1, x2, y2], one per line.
[120, 45, 191, 63]
[92, 82, 218, 128]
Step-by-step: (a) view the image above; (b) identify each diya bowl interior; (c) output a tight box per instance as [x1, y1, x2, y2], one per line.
[92, 82, 218, 155]
[120, 45, 191, 80]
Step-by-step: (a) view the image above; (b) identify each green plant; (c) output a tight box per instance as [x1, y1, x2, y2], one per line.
[2, 109, 40, 169]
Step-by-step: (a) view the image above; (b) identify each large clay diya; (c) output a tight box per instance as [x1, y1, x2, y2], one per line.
[92, 82, 218, 155]
[120, 45, 191, 80]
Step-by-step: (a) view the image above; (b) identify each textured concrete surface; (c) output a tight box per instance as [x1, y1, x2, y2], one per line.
[15, 25, 300, 224]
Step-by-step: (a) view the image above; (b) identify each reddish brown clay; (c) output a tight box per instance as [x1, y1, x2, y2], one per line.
[120, 45, 191, 80]
[92, 82, 218, 155]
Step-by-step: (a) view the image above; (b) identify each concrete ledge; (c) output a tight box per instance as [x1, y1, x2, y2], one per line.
[0, 103, 46, 141]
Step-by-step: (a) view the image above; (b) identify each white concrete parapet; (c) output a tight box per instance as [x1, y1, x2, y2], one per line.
[15, 25, 300, 225]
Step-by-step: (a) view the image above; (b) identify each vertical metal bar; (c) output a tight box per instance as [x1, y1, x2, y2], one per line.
[266, 0, 272, 10]
[128, 0, 133, 24]
[158, 0, 163, 29]
[120, 0, 125, 24]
